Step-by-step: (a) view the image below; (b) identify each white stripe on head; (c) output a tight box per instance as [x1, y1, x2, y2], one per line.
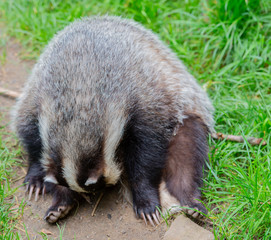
[103, 104, 126, 185]
[62, 157, 87, 193]
[39, 114, 86, 192]
[39, 114, 50, 169]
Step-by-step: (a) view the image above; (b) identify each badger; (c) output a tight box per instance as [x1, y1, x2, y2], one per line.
[12, 16, 214, 226]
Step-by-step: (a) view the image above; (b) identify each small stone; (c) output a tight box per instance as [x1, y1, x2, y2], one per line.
[163, 215, 214, 240]
[107, 214, 112, 219]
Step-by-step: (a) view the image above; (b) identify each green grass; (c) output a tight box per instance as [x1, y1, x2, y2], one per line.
[0, 0, 270, 239]
[0, 120, 25, 240]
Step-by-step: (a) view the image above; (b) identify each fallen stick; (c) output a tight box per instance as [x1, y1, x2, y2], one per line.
[211, 132, 267, 146]
[91, 192, 104, 217]
[0, 87, 20, 99]
[11, 175, 25, 183]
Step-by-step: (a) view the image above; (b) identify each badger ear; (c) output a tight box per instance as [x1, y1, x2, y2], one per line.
[85, 177, 98, 186]
[44, 174, 59, 184]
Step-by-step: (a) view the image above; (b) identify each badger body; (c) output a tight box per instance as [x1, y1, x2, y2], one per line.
[12, 16, 214, 224]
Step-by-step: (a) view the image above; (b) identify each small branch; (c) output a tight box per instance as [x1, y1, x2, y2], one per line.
[11, 175, 25, 183]
[211, 132, 267, 146]
[0, 87, 20, 99]
[91, 192, 104, 217]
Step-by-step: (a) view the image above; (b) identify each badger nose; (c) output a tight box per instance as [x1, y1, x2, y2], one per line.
[85, 177, 98, 186]
[44, 174, 59, 184]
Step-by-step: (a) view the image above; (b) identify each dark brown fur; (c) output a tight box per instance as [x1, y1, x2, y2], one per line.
[164, 114, 209, 213]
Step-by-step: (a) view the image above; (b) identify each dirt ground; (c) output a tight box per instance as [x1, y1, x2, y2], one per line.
[0, 42, 167, 240]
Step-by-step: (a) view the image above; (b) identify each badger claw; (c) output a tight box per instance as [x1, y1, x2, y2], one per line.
[35, 187, 40, 201]
[42, 186, 46, 199]
[146, 214, 155, 227]
[185, 205, 205, 219]
[188, 210, 200, 218]
[192, 211, 200, 218]
[141, 212, 147, 226]
[138, 210, 160, 227]
[28, 185, 34, 200]
[26, 184, 43, 201]
[152, 212, 160, 225]
[155, 210, 160, 222]
[24, 170, 45, 201]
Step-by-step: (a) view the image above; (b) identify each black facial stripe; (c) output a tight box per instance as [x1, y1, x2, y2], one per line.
[76, 143, 104, 192]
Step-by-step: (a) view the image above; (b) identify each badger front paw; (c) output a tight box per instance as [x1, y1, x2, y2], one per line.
[44, 204, 74, 223]
[44, 185, 78, 224]
[24, 164, 46, 201]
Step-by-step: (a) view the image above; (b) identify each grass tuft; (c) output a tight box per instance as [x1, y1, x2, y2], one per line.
[0, 124, 24, 240]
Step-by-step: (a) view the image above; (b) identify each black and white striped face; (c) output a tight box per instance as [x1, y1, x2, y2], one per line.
[42, 157, 107, 193]
[43, 170, 107, 193]
[39, 119, 125, 193]
[41, 147, 108, 193]
[37, 88, 127, 194]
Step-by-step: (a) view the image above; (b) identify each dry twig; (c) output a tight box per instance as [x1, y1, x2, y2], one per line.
[11, 175, 25, 183]
[0, 87, 20, 99]
[211, 132, 267, 146]
[91, 192, 104, 217]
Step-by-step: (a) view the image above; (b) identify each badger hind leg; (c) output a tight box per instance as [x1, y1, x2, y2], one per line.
[44, 183, 81, 223]
[162, 114, 209, 218]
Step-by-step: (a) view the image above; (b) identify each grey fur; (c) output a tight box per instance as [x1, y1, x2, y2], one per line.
[12, 15, 214, 203]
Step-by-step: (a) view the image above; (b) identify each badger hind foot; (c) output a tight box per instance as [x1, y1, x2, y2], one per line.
[24, 163, 46, 202]
[186, 207, 203, 218]
[159, 180, 206, 220]
[44, 184, 80, 224]
[162, 114, 209, 218]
